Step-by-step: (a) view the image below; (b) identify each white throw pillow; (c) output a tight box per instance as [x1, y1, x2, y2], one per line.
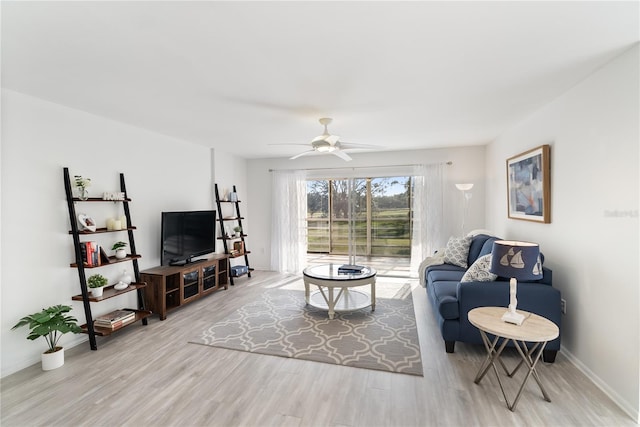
[443, 236, 472, 268]
[461, 254, 498, 282]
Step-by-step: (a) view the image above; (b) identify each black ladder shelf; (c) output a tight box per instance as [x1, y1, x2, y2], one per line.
[63, 167, 150, 350]
[214, 184, 252, 286]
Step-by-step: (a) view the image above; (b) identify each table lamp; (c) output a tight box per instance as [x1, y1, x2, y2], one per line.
[490, 240, 542, 325]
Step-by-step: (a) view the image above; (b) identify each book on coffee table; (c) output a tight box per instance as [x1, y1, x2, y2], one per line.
[338, 264, 364, 274]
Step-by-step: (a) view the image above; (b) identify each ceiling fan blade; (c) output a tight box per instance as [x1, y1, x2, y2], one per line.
[332, 150, 352, 162]
[339, 141, 381, 149]
[290, 150, 316, 160]
[268, 143, 313, 147]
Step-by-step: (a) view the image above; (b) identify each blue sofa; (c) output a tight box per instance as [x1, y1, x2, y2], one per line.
[424, 234, 561, 363]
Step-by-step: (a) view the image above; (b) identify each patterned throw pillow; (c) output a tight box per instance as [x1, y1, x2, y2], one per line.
[461, 254, 498, 282]
[443, 236, 472, 268]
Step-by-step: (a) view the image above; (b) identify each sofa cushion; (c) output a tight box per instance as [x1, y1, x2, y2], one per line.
[431, 281, 460, 319]
[461, 254, 498, 282]
[443, 236, 472, 268]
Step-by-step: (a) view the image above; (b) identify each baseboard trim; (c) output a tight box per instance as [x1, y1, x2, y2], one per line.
[561, 345, 639, 423]
[1, 335, 88, 378]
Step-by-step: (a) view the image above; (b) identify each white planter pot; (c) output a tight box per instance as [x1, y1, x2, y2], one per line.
[115, 249, 127, 259]
[42, 347, 64, 371]
[91, 286, 104, 297]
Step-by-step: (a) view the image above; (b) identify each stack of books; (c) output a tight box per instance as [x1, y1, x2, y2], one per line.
[94, 309, 136, 330]
[338, 264, 365, 274]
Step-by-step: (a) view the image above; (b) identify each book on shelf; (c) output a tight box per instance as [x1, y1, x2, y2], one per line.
[80, 241, 103, 266]
[95, 315, 136, 330]
[94, 309, 135, 326]
[338, 264, 365, 274]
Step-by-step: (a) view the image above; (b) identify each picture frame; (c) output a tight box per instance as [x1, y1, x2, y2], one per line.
[506, 144, 551, 223]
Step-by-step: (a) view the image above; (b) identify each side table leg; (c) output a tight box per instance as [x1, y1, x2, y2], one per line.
[509, 340, 551, 412]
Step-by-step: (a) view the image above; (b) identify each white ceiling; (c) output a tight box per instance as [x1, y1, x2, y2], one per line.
[2, 1, 638, 159]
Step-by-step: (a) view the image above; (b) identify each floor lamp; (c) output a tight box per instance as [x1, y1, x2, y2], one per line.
[455, 183, 473, 236]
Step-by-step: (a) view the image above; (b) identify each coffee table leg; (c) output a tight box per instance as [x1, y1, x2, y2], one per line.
[328, 287, 335, 319]
[371, 280, 376, 312]
[304, 280, 310, 305]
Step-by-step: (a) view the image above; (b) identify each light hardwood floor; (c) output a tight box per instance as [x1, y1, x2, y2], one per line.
[1, 271, 634, 426]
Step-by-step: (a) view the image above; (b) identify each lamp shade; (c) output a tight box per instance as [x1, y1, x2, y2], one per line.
[490, 240, 542, 281]
[455, 183, 474, 191]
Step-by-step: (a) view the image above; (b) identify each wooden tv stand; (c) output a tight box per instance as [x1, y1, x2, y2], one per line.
[140, 254, 230, 320]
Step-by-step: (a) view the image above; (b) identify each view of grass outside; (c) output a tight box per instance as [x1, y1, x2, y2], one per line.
[307, 176, 413, 257]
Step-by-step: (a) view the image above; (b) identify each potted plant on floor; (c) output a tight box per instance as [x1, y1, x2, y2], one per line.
[11, 305, 83, 370]
[87, 273, 108, 297]
[112, 241, 128, 259]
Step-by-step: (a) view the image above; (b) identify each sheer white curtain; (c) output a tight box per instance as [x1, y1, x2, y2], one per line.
[270, 169, 308, 274]
[410, 163, 445, 277]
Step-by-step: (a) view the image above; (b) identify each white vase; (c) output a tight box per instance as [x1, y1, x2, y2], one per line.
[91, 286, 104, 297]
[42, 347, 64, 371]
[115, 249, 126, 259]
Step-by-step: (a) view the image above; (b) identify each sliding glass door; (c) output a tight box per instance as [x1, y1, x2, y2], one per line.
[307, 176, 412, 257]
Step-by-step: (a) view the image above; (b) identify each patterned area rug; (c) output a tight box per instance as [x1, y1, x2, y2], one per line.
[190, 289, 423, 376]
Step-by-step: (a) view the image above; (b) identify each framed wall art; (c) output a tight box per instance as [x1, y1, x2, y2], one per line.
[506, 144, 550, 223]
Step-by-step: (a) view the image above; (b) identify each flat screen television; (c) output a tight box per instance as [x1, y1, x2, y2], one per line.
[161, 210, 216, 266]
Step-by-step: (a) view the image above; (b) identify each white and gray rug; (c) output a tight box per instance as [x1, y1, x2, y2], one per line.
[190, 289, 423, 376]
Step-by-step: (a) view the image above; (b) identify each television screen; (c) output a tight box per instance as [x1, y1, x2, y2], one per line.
[161, 210, 216, 266]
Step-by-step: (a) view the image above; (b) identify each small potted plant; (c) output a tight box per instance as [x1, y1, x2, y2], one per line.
[233, 226, 242, 237]
[112, 241, 128, 259]
[11, 305, 83, 370]
[73, 175, 91, 200]
[87, 273, 108, 297]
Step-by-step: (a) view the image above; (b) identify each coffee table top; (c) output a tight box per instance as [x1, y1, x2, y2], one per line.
[303, 264, 376, 281]
[468, 306, 559, 342]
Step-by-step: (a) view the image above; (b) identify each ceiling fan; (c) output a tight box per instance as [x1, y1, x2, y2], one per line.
[276, 118, 379, 162]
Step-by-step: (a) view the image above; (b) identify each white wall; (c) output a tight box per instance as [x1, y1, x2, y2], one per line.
[486, 46, 639, 420]
[1, 89, 214, 376]
[246, 145, 486, 271]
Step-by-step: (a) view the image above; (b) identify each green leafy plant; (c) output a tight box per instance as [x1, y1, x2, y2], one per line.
[73, 175, 91, 188]
[11, 305, 83, 353]
[87, 274, 108, 288]
[233, 226, 242, 233]
[111, 241, 128, 251]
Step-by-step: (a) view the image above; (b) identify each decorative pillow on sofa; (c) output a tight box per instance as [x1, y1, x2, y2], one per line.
[443, 236, 472, 268]
[461, 254, 498, 282]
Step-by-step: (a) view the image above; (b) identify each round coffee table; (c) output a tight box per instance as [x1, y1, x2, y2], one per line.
[303, 264, 377, 319]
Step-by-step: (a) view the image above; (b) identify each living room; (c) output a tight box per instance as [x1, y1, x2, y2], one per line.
[1, 1, 638, 425]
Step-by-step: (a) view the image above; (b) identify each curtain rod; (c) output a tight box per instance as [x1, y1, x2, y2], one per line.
[268, 161, 452, 172]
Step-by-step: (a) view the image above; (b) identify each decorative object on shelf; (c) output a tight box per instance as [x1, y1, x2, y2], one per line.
[73, 175, 91, 200]
[489, 240, 542, 325]
[233, 225, 242, 237]
[455, 183, 473, 236]
[11, 304, 82, 370]
[112, 241, 128, 259]
[507, 144, 551, 223]
[102, 191, 126, 201]
[87, 274, 108, 297]
[114, 282, 128, 291]
[114, 270, 132, 290]
[229, 191, 238, 202]
[77, 213, 97, 232]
